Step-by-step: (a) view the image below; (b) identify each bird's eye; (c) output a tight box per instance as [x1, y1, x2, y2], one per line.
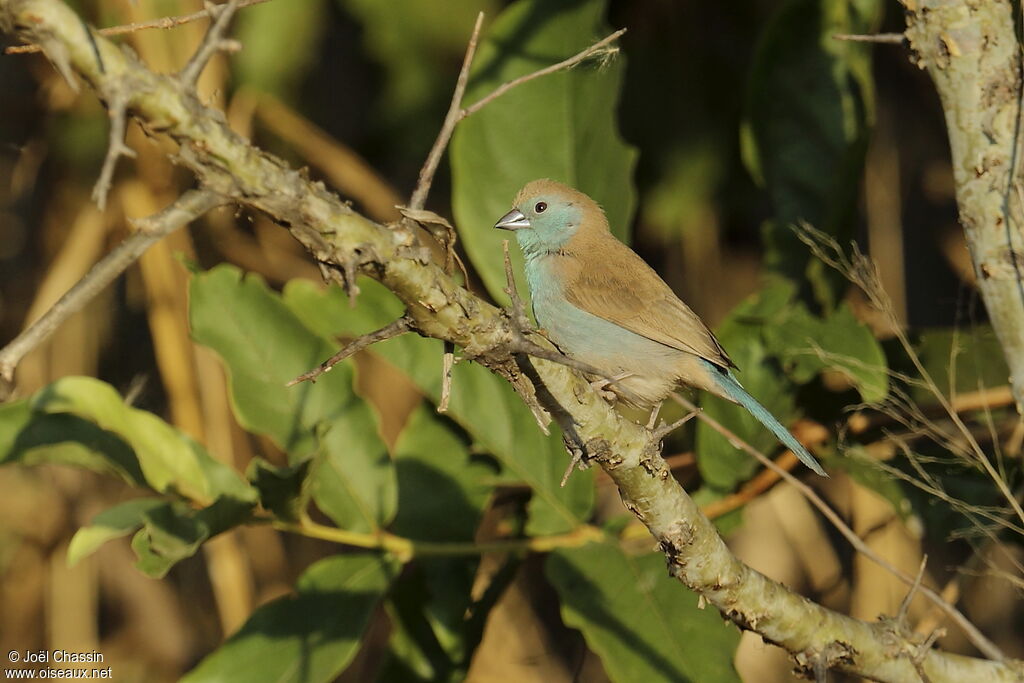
[535, 202, 547, 213]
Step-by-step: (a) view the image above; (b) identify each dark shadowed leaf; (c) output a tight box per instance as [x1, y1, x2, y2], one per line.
[451, 0, 638, 303]
[547, 542, 741, 683]
[742, 0, 880, 299]
[183, 554, 398, 683]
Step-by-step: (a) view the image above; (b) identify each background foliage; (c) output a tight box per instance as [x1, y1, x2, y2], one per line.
[0, 0, 1021, 681]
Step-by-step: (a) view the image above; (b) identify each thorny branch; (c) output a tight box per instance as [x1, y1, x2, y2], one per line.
[4, 0, 272, 55]
[1, 1, 1022, 680]
[287, 316, 413, 387]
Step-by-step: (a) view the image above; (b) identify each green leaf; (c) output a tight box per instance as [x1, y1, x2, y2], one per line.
[696, 286, 798, 489]
[742, 0, 881, 298]
[18, 377, 254, 504]
[130, 496, 256, 578]
[183, 554, 398, 683]
[233, 0, 328, 98]
[381, 406, 495, 679]
[283, 278, 593, 535]
[547, 542, 741, 683]
[764, 302, 889, 402]
[698, 336, 792, 490]
[67, 498, 166, 566]
[0, 399, 145, 485]
[189, 265, 395, 533]
[451, 0, 638, 303]
[248, 458, 312, 523]
[914, 326, 1010, 400]
[392, 405, 492, 542]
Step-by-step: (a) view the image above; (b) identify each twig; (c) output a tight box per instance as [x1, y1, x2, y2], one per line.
[91, 91, 136, 210]
[651, 410, 699, 442]
[833, 32, 906, 44]
[673, 394, 1005, 661]
[287, 316, 413, 386]
[272, 516, 603, 562]
[460, 29, 627, 119]
[502, 240, 531, 330]
[438, 342, 454, 413]
[4, 0, 273, 55]
[408, 22, 626, 212]
[179, 0, 240, 86]
[898, 555, 929, 624]
[0, 190, 224, 398]
[408, 11, 484, 211]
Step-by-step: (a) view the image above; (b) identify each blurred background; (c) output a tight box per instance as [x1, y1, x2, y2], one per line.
[0, 0, 1019, 681]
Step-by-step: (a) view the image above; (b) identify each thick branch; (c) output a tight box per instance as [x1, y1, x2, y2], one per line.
[2, 2, 1022, 680]
[901, 0, 1024, 413]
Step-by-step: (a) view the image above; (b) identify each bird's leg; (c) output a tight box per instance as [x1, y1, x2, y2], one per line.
[646, 401, 663, 430]
[589, 372, 634, 402]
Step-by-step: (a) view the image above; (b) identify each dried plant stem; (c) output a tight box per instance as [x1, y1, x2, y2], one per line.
[0, 190, 223, 399]
[672, 394, 1005, 661]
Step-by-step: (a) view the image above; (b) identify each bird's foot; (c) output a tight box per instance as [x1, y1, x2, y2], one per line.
[589, 372, 634, 402]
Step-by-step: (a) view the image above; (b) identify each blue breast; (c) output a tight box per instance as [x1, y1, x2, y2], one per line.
[523, 256, 679, 374]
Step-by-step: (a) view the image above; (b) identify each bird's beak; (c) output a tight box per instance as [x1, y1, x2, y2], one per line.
[494, 208, 530, 231]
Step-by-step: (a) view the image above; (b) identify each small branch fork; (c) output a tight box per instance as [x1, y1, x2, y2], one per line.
[408, 19, 626, 214]
[0, 189, 224, 399]
[179, 0, 240, 86]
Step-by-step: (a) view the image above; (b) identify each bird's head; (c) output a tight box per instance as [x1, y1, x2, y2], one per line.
[494, 179, 608, 256]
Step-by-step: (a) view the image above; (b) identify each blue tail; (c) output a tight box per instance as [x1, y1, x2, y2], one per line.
[705, 361, 828, 478]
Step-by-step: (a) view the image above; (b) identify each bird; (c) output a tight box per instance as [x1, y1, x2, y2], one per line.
[494, 178, 827, 477]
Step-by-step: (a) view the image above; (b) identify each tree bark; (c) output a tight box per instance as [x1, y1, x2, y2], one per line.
[902, 0, 1024, 412]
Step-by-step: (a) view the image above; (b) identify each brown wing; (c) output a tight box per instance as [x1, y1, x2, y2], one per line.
[563, 240, 735, 369]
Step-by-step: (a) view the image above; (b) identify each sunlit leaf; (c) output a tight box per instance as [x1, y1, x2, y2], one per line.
[189, 265, 395, 532]
[67, 498, 166, 567]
